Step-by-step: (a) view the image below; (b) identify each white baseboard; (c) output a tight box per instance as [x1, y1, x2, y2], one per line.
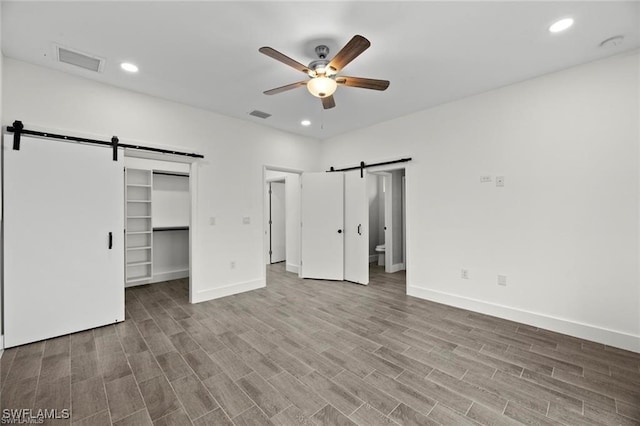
[369, 255, 378, 263]
[286, 263, 299, 274]
[388, 263, 405, 273]
[151, 269, 189, 283]
[125, 269, 189, 288]
[192, 278, 265, 303]
[407, 286, 640, 353]
[125, 278, 152, 288]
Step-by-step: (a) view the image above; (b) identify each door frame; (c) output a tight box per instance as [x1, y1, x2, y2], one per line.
[262, 165, 303, 282]
[369, 166, 407, 274]
[123, 152, 198, 303]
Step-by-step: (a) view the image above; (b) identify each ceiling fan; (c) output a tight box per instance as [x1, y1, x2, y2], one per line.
[259, 35, 390, 110]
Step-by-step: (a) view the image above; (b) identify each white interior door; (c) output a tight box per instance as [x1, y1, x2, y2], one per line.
[4, 135, 125, 348]
[264, 182, 271, 265]
[344, 170, 369, 285]
[270, 182, 286, 263]
[300, 172, 344, 280]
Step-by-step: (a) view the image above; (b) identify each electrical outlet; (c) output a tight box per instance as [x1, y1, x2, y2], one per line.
[498, 274, 507, 286]
[496, 176, 505, 187]
[480, 175, 492, 183]
[461, 269, 469, 279]
[230, 261, 236, 269]
[209, 217, 216, 226]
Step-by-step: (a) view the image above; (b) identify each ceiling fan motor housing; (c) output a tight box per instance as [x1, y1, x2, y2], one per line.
[315, 45, 330, 59]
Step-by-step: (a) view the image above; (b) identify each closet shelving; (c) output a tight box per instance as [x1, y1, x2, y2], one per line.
[125, 168, 153, 284]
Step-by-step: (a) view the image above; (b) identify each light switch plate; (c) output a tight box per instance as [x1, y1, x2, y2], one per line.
[496, 176, 505, 187]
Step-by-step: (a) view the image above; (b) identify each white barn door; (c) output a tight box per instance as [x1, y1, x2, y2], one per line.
[300, 172, 344, 280]
[4, 135, 125, 348]
[344, 170, 369, 285]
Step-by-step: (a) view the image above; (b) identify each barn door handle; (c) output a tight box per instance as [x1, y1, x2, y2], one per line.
[108, 232, 113, 249]
[357, 224, 362, 235]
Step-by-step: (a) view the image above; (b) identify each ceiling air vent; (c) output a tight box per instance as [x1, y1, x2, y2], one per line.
[249, 110, 271, 119]
[55, 45, 104, 72]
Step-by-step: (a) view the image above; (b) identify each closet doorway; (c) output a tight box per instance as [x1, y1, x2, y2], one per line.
[263, 166, 302, 280]
[124, 155, 195, 297]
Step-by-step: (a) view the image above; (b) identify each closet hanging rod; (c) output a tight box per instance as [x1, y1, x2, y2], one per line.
[7, 120, 204, 161]
[327, 157, 412, 178]
[153, 226, 189, 232]
[153, 171, 189, 177]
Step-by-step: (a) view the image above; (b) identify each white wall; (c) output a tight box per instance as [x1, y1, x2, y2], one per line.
[321, 51, 640, 352]
[153, 230, 189, 280]
[3, 58, 322, 303]
[153, 173, 189, 228]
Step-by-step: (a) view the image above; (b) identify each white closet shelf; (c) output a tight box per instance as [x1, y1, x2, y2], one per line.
[127, 261, 152, 267]
[126, 168, 153, 285]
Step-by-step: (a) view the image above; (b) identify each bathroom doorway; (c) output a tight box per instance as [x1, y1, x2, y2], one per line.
[368, 168, 406, 275]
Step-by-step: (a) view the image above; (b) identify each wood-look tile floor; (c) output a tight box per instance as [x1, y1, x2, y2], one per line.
[1, 263, 639, 425]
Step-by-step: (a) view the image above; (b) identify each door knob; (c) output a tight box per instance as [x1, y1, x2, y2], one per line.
[337, 229, 343, 234]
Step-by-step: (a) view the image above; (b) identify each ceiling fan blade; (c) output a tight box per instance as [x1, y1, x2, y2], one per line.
[321, 95, 336, 109]
[263, 81, 307, 95]
[259, 47, 312, 74]
[336, 76, 390, 91]
[327, 35, 370, 72]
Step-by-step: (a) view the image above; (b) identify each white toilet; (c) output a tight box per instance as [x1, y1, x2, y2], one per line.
[375, 244, 385, 266]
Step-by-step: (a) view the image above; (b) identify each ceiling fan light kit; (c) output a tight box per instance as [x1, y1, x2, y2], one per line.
[259, 35, 390, 109]
[307, 76, 337, 98]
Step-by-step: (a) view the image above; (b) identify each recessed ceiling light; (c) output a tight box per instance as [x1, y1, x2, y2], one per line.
[301, 120, 311, 126]
[120, 62, 139, 73]
[549, 18, 574, 33]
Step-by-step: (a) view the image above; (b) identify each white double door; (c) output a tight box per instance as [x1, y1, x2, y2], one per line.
[300, 171, 369, 285]
[3, 135, 125, 347]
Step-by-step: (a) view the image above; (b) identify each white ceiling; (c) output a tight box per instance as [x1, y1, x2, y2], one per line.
[2, 1, 638, 140]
